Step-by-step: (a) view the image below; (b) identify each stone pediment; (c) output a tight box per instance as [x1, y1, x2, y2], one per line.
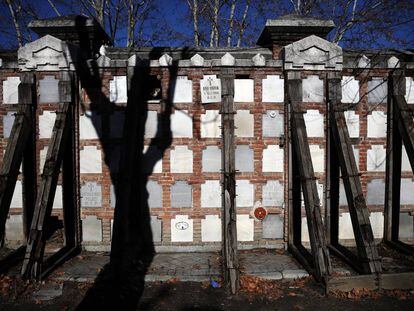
[284, 35, 342, 70]
[18, 35, 78, 71]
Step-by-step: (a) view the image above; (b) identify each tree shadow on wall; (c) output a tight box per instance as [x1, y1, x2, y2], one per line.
[70, 16, 187, 310]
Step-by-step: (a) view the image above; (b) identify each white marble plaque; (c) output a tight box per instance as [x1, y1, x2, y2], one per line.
[171, 76, 193, 103]
[366, 179, 385, 205]
[5, 214, 24, 242]
[171, 110, 192, 137]
[339, 213, 354, 239]
[171, 181, 192, 208]
[262, 180, 284, 206]
[236, 180, 254, 207]
[201, 75, 221, 104]
[367, 111, 387, 138]
[2, 77, 20, 104]
[310, 145, 324, 173]
[110, 76, 127, 103]
[369, 212, 383, 238]
[81, 182, 102, 207]
[3, 111, 15, 138]
[53, 185, 63, 209]
[201, 215, 221, 242]
[262, 75, 284, 102]
[399, 213, 414, 238]
[301, 217, 309, 242]
[10, 180, 23, 208]
[263, 110, 284, 137]
[303, 75, 324, 103]
[262, 145, 284, 172]
[80, 146, 102, 173]
[80, 111, 101, 139]
[39, 111, 56, 138]
[170, 146, 193, 173]
[143, 145, 163, 173]
[406, 77, 414, 104]
[235, 145, 254, 172]
[171, 215, 193, 242]
[147, 181, 162, 208]
[145, 111, 158, 138]
[400, 178, 414, 205]
[82, 216, 102, 242]
[200, 110, 221, 138]
[344, 111, 359, 137]
[39, 76, 59, 103]
[202, 146, 221, 172]
[402, 146, 411, 171]
[151, 216, 162, 242]
[367, 145, 386, 171]
[237, 215, 254, 241]
[234, 79, 254, 102]
[304, 109, 324, 137]
[262, 214, 284, 239]
[201, 180, 221, 208]
[368, 78, 387, 104]
[110, 111, 124, 138]
[341, 76, 359, 104]
[235, 110, 254, 137]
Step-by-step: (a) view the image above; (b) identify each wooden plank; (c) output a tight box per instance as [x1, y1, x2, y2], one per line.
[327, 274, 377, 292]
[327, 73, 381, 274]
[380, 272, 414, 290]
[220, 68, 239, 294]
[287, 71, 331, 283]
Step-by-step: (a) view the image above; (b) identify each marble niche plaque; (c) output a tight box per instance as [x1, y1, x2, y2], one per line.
[234, 79, 254, 102]
[368, 78, 387, 104]
[5, 214, 24, 242]
[367, 145, 386, 172]
[82, 216, 102, 242]
[3, 111, 15, 138]
[366, 179, 385, 205]
[202, 146, 221, 172]
[402, 146, 411, 171]
[170, 146, 193, 173]
[339, 213, 354, 239]
[341, 76, 359, 104]
[235, 145, 254, 172]
[262, 110, 284, 138]
[369, 212, 384, 238]
[39, 111, 56, 138]
[236, 180, 254, 207]
[310, 145, 324, 173]
[304, 109, 324, 137]
[80, 146, 102, 173]
[367, 111, 387, 138]
[201, 180, 221, 208]
[201, 215, 221, 242]
[171, 76, 193, 103]
[109, 76, 127, 104]
[201, 75, 221, 104]
[145, 111, 158, 139]
[235, 110, 254, 137]
[262, 180, 284, 207]
[200, 110, 221, 138]
[80, 111, 101, 139]
[143, 145, 163, 173]
[10, 180, 23, 208]
[81, 182, 102, 208]
[262, 75, 284, 102]
[171, 181, 192, 208]
[53, 185, 63, 209]
[171, 110, 192, 137]
[344, 111, 359, 138]
[171, 215, 193, 242]
[406, 77, 414, 104]
[151, 216, 162, 242]
[262, 214, 284, 239]
[39, 76, 59, 103]
[302, 75, 324, 103]
[399, 213, 414, 239]
[400, 178, 414, 205]
[262, 145, 284, 172]
[147, 181, 163, 208]
[110, 184, 116, 208]
[3, 77, 20, 104]
[237, 215, 254, 241]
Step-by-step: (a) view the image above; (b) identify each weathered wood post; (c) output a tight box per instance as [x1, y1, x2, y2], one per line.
[220, 67, 239, 294]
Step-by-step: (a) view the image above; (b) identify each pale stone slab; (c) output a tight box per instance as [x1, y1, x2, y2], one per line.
[171, 215, 193, 242]
[2, 77, 20, 104]
[402, 146, 411, 171]
[145, 111, 158, 138]
[358, 55, 370, 68]
[109, 76, 127, 103]
[202, 146, 221, 172]
[344, 111, 359, 138]
[339, 181, 347, 206]
[353, 145, 359, 165]
[5, 214, 24, 242]
[235, 110, 254, 137]
[80, 111, 101, 139]
[366, 179, 385, 205]
[201, 215, 221, 242]
[39, 111, 56, 138]
[147, 181, 162, 208]
[339, 213, 354, 239]
[302, 75, 324, 103]
[262, 214, 284, 239]
[368, 78, 387, 104]
[171, 76, 193, 103]
[151, 216, 162, 242]
[237, 215, 254, 241]
[201, 180, 221, 208]
[11, 180, 23, 208]
[82, 216, 102, 242]
[191, 54, 204, 66]
[171, 110, 192, 137]
[3, 111, 15, 138]
[388, 56, 400, 68]
[252, 53, 265, 66]
[304, 109, 324, 137]
[159, 53, 172, 66]
[369, 212, 383, 238]
[263, 110, 284, 137]
[263, 180, 284, 206]
[234, 79, 254, 102]
[310, 145, 324, 173]
[200, 75, 221, 104]
[236, 180, 254, 207]
[262, 145, 284, 172]
[39, 76, 59, 103]
[200, 110, 221, 138]
[80, 146, 102, 173]
[400, 178, 414, 205]
[170, 146, 193, 173]
[399, 213, 414, 239]
[301, 217, 309, 242]
[406, 77, 414, 104]
[235, 145, 254, 172]
[110, 111, 124, 138]
[110, 184, 116, 208]
[367, 111, 387, 138]
[367, 145, 386, 172]
[341, 76, 360, 103]
[171, 181, 192, 208]
[53, 185, 63, 209]
[221, 53, 235, 66]
[81, 182, 102, 208]
[262, 75, 284, 102]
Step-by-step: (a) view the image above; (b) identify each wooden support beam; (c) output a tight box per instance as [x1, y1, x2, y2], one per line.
[287, 71, 331, 283]
[327, 72, 382, 274]
[0, 73, 36, 245]
[220, 68, 239, 294]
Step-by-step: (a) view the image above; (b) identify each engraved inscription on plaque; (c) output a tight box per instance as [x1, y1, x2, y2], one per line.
[201, 75, 221, 104]
[81, 182, 102, 208]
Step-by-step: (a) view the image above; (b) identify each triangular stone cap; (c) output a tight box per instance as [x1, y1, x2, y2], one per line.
[190, 54, 204, 66]
[159, 53, 173, 66]
[252, 53, 266, 66]
[221, 53, 235, 66]
[97, 55, 111, 67]
[358, 55, 370, 68]
[128, 54, 142, 67]
[387, 56, 400, 69]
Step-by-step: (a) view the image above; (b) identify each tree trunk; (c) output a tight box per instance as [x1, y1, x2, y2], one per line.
[227, 0, 236, 47]
[237, 0, 250, 47]
[6, 0, 23, 47]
